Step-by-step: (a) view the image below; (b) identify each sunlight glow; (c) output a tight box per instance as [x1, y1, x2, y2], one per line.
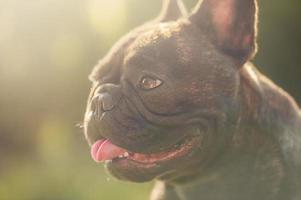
[50, 33, 84, 69]
[88, 0, 128, 41]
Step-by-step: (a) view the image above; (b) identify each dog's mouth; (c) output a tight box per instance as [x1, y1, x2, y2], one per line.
[90, 135, 200, 165]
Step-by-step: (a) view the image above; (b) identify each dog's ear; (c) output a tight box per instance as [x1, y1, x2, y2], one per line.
[157, 0, 187, 22]
[189, 0, 258, 64]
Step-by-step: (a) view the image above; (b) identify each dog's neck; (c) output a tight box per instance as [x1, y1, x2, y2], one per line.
[161, 64, 297, 200]
[172, 129, 287, 200]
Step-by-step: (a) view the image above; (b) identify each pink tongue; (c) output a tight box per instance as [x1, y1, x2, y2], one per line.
[91, 139, 127, 162]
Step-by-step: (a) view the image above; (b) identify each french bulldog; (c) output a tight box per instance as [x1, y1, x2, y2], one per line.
[84, 0, 301, 199]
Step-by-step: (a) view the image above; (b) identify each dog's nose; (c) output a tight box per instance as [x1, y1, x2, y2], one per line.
[91, 93, 114, 115]
[90, 84, 122, 118]
[97, 93, 114, 111]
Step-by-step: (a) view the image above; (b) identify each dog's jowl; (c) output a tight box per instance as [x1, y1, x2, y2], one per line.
[83, 0, 301, 199]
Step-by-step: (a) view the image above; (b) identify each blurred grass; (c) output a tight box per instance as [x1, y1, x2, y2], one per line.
[0, 115, 152, 200]
[0, 0, 300, 199]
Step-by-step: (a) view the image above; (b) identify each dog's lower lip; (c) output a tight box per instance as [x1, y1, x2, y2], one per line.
[90, 136, 199, 164]
[128, 137, 197, 164]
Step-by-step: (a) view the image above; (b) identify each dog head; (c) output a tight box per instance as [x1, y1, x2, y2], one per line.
[84, 0, 258, 182]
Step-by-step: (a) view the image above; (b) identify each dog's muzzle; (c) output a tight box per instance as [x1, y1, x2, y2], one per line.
[89, 84, 122, 120]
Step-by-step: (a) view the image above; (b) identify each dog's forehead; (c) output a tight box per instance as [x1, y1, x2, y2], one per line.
[130, 23, 180, 49]
[89, 22, 181, 81]
[123, 21, 195, 68]
[89, 20, 214, 82]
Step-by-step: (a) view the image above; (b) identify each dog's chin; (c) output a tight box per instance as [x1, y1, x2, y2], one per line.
[103, 135, 203, 182]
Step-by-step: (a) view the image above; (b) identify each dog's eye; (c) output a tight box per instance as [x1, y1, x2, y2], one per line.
[139, 76, 163, 90]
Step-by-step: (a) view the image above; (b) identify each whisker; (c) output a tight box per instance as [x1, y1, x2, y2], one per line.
[75, 122, 85, 129]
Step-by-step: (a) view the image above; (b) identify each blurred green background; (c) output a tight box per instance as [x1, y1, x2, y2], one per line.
[0, 0, 300, 199]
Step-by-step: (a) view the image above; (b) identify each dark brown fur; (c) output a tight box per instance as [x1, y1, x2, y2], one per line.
[84, 0, 301, 199]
